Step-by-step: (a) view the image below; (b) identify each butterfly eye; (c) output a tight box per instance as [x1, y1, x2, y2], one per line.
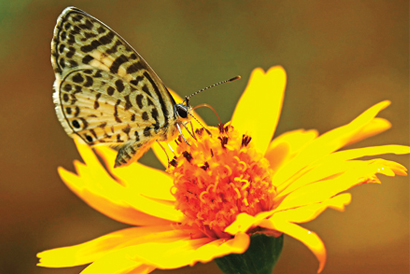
[175, 104, 188, 119]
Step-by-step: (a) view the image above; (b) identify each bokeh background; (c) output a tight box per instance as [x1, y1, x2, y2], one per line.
[0, 1, 408, 273]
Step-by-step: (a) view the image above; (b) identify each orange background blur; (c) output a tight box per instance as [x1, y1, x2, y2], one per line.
[0, 1, 408, 273]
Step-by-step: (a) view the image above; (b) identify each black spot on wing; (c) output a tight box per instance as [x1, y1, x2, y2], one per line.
[94, 93, 101, 109]
[62, 93, 69, 102]
[122, 125, 131, 136]
[136, 94, 144, 109]
[84, 76, 93, 87]
[72, 120, 80, 128]
[80, 31, 114, 53]
[63, 84, 72, 92]
[144, 127, 151, 137]
[105, 40, 122, 55]
[124, 95, 132, 111]
[85, 135, 93, 142]
[130, 75, 144, 86]
[110, 55, 128, 74]
[126, 62, 144, 74]
[72, 73, 84, 83]
[115, 80, 125, 92]
[66, 47, 76, 58]
[74, 106, 80, 117]
[107, 86, 115, 96]
[82, 55, 94, 64]
[143, 72, 169, 123]
[58, 44, 65, 54]
[141, 85, 153, 98]
[114, 99, 122, 123]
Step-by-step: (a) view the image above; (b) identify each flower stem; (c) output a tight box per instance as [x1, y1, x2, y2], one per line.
[215, 234, 284, 274]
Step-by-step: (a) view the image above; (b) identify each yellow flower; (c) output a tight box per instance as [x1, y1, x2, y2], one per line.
[37, 66, 409, 274]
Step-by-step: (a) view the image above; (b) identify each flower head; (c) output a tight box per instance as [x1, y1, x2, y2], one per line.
[171, 124, 276, 239]
[37, 66, 409, 274]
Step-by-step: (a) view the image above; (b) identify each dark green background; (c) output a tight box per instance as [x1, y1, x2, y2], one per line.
[0, 1, 408, 273]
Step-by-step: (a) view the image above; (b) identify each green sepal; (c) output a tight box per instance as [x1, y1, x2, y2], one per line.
[215, 233, 284, 274]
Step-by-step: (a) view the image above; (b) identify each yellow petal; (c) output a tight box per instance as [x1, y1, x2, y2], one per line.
[112, 233, 249, 269]
[125, 265, 156, 274]
[59, 167, 168, 226]
[117, 190, 185, 222]
[225, 213, 326, 272]
[265, 129, 318, 173]
[82, 256, 142, 274]
[151, 89, 208, 167]
[274, 159, 400, 211]
[80, 252, 148, 274]
[231, 66, 287, 154]
[274, 160, 359, 201]
[64, 141, 184, 223]
[224, 212, 273, 235]
[94, 145, 175, 201]
[67, 256, 141, 273]
[261, 216, 326, 273]
[182, 232, 249, 265]
[345, 117, 391, 146]
[322, 144, 410, 163]
[37, 226, 173, 267]
[272, 193, 352, 223]
[274, 145, 409, 200]
[273, 101, 391, 190]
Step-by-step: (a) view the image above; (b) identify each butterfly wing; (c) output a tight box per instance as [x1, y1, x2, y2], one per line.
[51, 7, 177, 166]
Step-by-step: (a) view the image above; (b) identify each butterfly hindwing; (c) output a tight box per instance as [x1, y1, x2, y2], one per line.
[56, 68, 161, 146]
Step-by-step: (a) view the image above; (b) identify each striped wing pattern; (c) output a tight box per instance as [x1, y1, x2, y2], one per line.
[51, 7, 178, 167]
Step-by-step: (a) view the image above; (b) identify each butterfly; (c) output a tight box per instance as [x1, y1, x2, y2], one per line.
[51, 7, 195, 168]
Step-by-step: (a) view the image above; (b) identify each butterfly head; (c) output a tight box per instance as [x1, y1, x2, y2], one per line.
[174, 97, 192, 121]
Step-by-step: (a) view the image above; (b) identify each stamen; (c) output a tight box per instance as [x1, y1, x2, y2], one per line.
[182, 151, 193, 163]
[169, 158, 178, 167]
[241, 134, 252, 147]
[201, 162, 209, 170]
[218, 136, 228, 148]
[195, 128, 205, 136]
[169, 124, 275, 238]
[218, 123, 224, 133]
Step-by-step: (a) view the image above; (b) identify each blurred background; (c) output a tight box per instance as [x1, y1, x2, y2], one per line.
[0, 1, 408, 273]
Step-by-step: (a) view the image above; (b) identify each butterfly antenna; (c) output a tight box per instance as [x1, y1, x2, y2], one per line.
[184, 76, 241, 137]
[184, 76, 241, 104]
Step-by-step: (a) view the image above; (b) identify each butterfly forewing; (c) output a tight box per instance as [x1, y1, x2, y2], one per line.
[52, 7, 179, 167]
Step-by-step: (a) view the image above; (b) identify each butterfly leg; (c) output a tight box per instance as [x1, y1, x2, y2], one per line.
[167, 143, 175, 155]
[176, 123, 191, 146]
[187, 120, 197, 140]
[181, 121, 197, 140]
[154, 139, 170, 163]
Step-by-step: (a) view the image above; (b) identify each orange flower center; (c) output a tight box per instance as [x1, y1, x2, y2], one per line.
[168, 124, 276, 238]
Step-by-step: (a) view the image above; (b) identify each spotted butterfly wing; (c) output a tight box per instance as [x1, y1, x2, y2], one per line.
[52, 7, 188, 167]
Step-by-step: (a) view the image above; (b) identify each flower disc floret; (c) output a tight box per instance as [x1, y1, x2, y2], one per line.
[169, 124, 276, 238]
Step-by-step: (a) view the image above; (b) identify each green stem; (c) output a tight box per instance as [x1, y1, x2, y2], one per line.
[215, 233, 284, 274]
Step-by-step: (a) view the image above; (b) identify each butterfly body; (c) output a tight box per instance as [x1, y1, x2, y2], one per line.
[52, 7, 190, 167]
